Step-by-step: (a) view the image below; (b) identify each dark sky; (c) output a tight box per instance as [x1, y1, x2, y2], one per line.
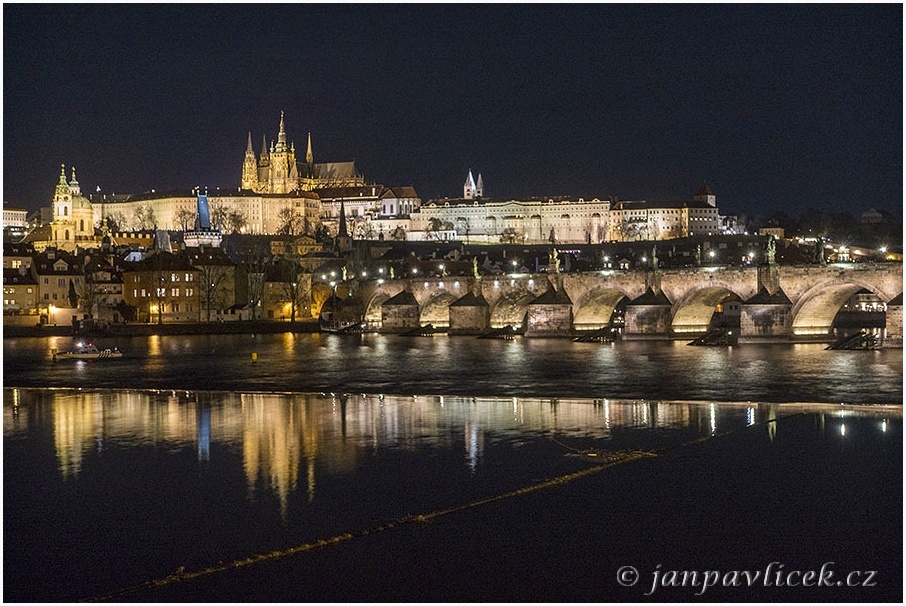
[4, 4, 902, 218]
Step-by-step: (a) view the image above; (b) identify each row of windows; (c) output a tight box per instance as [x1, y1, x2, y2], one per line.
[131, 273, 196, 283]
[4, 287, 34, 294]
[133, 288, 196, 298]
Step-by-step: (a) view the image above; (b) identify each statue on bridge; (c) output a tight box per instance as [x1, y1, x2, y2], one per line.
[472, 256, 479, 278]
[694, 244, 702, 267]
[549, 248, 561, 274]
[813, 240, 826, 265]
[765, 236, 776, 265]
[390, 266, 395, 279]
[651, 245, 659, 270]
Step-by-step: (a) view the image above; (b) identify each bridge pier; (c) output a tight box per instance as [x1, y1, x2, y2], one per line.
[380, 290, 420, 333]
[883, 294, 902, 348]
[623, 288, 673, 340]
[525, 287, 574, 337]
[738, 288, 794, 343]
[449, 293, 490, 335]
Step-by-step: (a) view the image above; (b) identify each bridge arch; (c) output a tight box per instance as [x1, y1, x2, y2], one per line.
[573, 287, 631, 330]
[420, 292, 459, 327]
[671, 286, 745, 334]
[790, 278, 891, 336]
[489, 290, 535, 328]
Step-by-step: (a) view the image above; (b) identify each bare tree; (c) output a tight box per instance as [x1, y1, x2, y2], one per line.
[77, 271, 99, 318]
[100, 210, 127, 232]
[175, 207, 195, 231]
[226, 209, 248, 234]
[198, 264, 231, 321]
[134, 204, 157, 230]
[277, 207, 305, 235]
[209, 204, 228, 231]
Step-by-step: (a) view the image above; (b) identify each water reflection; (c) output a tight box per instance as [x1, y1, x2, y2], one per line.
[5, 388, 898, 512]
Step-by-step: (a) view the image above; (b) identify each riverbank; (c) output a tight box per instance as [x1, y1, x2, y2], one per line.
[2, 320, 320, 338]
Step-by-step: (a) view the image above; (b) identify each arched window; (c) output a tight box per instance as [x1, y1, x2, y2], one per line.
[80, 219, 84, 231]
[63, 207, 69, 216]
[65, 230, 69, 240]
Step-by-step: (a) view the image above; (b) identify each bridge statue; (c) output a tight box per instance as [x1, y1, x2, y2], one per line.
[549, 248, 560, 273]
[766, 236, 776, 265]
[813, 240, 825, 265]
[341, 267, 348, 281]
[651, 245, 659, 270]
[389, 266, 395, 279]
[694, 244, 702, 266]
[472, 256, 479, 278]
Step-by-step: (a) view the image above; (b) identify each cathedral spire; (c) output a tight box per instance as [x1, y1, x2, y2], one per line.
[58, 164, 68, 186]
[476, 173, 484, 198]
[260, 134, 269, 164]
[306, 132, 314, 165]
[276, 111, 287, 152]
[246, 131, 254, 153]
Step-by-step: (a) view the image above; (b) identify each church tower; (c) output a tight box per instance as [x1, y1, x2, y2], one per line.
[463, 170, 476, 199]
[54, 164, 72, 220]
[241, 132, 258, 190]
[268, 111, 297, 194]
[476, 173, 484, 198]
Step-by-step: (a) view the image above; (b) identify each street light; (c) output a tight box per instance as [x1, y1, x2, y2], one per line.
[48, 304, 55, 325]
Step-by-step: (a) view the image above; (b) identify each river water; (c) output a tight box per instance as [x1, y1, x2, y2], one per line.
[3, 335, 903, 601]
[3, 333, 903, 403]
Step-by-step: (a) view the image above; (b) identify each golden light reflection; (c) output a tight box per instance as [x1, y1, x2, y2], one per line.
[7, 389, 899, 516]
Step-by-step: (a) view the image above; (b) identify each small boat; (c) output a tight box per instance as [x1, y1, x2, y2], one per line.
[54, 342, 123, 360]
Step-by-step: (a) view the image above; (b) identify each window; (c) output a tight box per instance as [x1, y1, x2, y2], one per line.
[171, 288, 179, 297]
[58, 278, 66, 287]
[11, 260, 21, 269]
[27, 287, 33, 294]
[172, 273, 179, 282]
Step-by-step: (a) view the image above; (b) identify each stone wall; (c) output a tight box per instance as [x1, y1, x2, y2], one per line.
[525, 304, 573, 337]
[739, 304, 793, 342]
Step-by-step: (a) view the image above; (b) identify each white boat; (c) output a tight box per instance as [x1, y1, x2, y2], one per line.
[54, 342, 123, 360]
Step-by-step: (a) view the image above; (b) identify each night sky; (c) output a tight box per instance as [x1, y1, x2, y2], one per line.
[4, 4, 902, 218]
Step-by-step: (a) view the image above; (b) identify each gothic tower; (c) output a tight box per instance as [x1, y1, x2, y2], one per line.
[267, 111, 297, 194]
[476, 173, 484, 198]
[241, 132, 257, 190]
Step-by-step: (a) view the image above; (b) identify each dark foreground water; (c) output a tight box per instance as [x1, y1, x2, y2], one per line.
[3, 388, 902, 602]
[3, 333, 903, 403]
[3, 335, 903, 601]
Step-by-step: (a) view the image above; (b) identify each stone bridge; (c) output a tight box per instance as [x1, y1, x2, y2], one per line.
[346, 263, 902, 345]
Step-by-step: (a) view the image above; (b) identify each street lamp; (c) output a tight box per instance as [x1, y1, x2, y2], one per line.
[48, 304, 55, 325]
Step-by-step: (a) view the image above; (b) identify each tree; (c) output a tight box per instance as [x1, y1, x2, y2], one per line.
[238, 249, 270, 321]
[390, 225, 407, 241]
[456, 217, 471, 244]
[271, 259, 311, 323]
[103, 210, 127, 232]
[175, 207, 195, 231]
[209, 204, 228, 231]
[77, 271, 99, 317]
[277, 207, 305, 235]
[133, 204, 156, 230]
[198, 264, 231, 321]
[225, 209, 248, 234]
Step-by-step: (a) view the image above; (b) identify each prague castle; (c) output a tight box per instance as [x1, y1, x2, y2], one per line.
[20, 112, 731, 249]
[240, 112, 365, 193]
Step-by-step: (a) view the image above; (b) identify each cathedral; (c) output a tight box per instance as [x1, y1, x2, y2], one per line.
[240, 112, 365, 194]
